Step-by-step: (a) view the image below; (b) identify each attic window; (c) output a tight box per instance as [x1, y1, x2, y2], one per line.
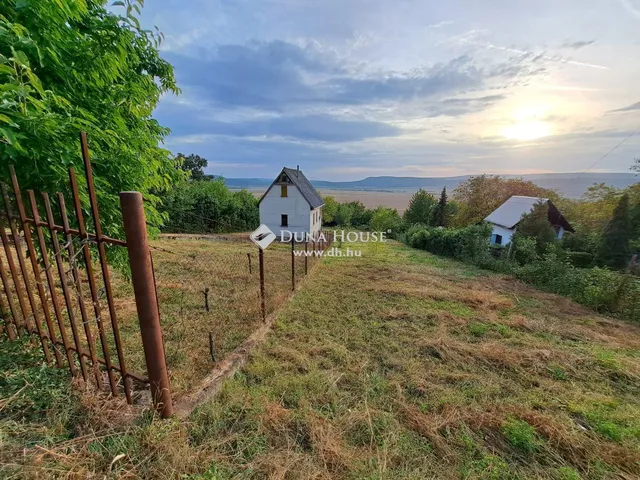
[281, 185, 288, 197]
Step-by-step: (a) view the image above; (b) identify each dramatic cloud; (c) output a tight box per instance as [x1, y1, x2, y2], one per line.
[137, 0, 640, 179]
[609, 101, 640, 113]
[163, 113, 402, 142]
[561, 40, 595, 49]
[166, 43, 538, 111]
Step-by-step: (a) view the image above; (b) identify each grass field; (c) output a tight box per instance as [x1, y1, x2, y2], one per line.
[112, 237, 304, 395]
[2, 239, 640, 478]
[0, 235, 310, 397]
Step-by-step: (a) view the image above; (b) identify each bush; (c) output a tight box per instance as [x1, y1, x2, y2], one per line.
[562, 232, 600, 254]
[370, 207, 404, 237]
[162, 179, 259, 233]
[407, 223, 492, 263]
[566, 251, 594, 268]
[511, 235, 538, 265]
[405, 224, 640, 323]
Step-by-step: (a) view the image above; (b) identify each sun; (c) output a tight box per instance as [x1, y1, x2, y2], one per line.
[501, 120, 551, 141]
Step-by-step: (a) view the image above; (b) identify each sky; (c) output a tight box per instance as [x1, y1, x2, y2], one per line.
[137, 0, 640, 180]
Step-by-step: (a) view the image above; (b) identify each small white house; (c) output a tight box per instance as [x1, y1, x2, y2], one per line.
[258, 167, 324, 239]
[485, 196, 573, 246]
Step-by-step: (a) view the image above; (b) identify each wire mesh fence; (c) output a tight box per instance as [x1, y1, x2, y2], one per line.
[144, 233, 332, 394]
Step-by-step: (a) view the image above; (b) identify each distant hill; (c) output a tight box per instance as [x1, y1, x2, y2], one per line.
[223, 172, 638, 199]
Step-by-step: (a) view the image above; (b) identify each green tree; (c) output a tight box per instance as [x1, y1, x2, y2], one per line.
[162, 179, 258, 233]
[334, 203, 354, 226]
[431, 186, 450, 227]
[371, 207, 404, 236]
[347, 201, 373, 226]
[177, 153, 208, 181]
[322, 196, 339, 224]
[514, 201, 557, 255]
[0, 0, 179, 238]
[596, 193, 631, 269]
[403, 189, 436, 225]
[451, 175, 557, 227]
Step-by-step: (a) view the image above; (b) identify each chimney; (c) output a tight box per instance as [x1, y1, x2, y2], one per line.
[296, 165, 299, 177]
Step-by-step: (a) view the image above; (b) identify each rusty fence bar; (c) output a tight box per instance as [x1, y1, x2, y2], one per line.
[42, 193, 89, 381]
[0, 132, 164, 410]
[8, 171, 60, 365]
[28, 190, 77, 376]
[57, 192, 103, 387]
[0, 223, 23, 337]
[80, 132, 133, 403]
[120, 192, 173, 418]
[69, 167, 119, 396]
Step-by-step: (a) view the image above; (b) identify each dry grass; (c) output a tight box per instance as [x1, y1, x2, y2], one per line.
[2, 239, 640, 478]
[0, 234, 314, 399]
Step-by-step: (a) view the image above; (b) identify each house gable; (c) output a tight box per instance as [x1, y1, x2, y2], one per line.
[258, 167, 324, 210]
[484, 196, 574, 232]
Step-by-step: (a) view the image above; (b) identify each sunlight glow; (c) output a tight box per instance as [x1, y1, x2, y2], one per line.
[501, 121, 551, 141]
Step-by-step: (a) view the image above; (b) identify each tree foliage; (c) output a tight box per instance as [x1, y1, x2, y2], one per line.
[596, 193, 631, 269]
[322, 196, 339, 224]
[403, 189, 436, 225]
[0, 0, 178, 238]
[161, 179, 259, 233]
[177, 153, 209, 181]
[371, 207, 404, 235]
[431, 186, 450, 227]
[451, 175, 556, 227]
[514, 201, 557, 254]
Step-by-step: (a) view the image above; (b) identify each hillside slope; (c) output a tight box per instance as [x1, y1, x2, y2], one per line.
[224, 172, 638, 199]
[2, 240, 639, 478]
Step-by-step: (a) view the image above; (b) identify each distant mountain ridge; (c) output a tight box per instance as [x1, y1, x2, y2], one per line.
[223, 172, 638, 199]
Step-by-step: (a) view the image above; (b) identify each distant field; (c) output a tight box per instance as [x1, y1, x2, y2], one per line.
[245, 188, 416, 213]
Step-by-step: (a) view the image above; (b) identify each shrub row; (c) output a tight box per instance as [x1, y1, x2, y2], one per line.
[406, 223, 493, 263]
[406, 225, 640, 323]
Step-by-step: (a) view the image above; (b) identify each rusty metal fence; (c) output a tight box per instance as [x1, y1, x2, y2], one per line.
[0, 133, 172, 416]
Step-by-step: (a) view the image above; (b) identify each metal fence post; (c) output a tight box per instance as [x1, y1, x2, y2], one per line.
[291, 238, 295, 291]
[304, 241, 308, 274]
[258, 247, 266, 321]
[120, 192, 173, 418]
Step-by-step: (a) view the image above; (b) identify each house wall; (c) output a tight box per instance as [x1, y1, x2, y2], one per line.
[490, 224, 565, 246]
[489, 224, 515, 245]
[309, 206, 322, 235]
[260, 184, 311, 238]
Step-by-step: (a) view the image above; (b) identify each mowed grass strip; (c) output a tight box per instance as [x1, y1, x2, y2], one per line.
[187, 240, 640, 479]
[2, 239, 640, 479]
[111, 237, 298, 394]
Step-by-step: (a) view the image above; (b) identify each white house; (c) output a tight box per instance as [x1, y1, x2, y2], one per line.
[485, 196, 574, 246]
[258, 167, 324, 239]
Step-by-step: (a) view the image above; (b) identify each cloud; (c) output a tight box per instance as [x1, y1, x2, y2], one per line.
[561, 40, 595, 49]
[425, 94, 506, 117]
[165, 40, 542, 111]
[609, 101, 640, 112]
[164, 113, 402, 142]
